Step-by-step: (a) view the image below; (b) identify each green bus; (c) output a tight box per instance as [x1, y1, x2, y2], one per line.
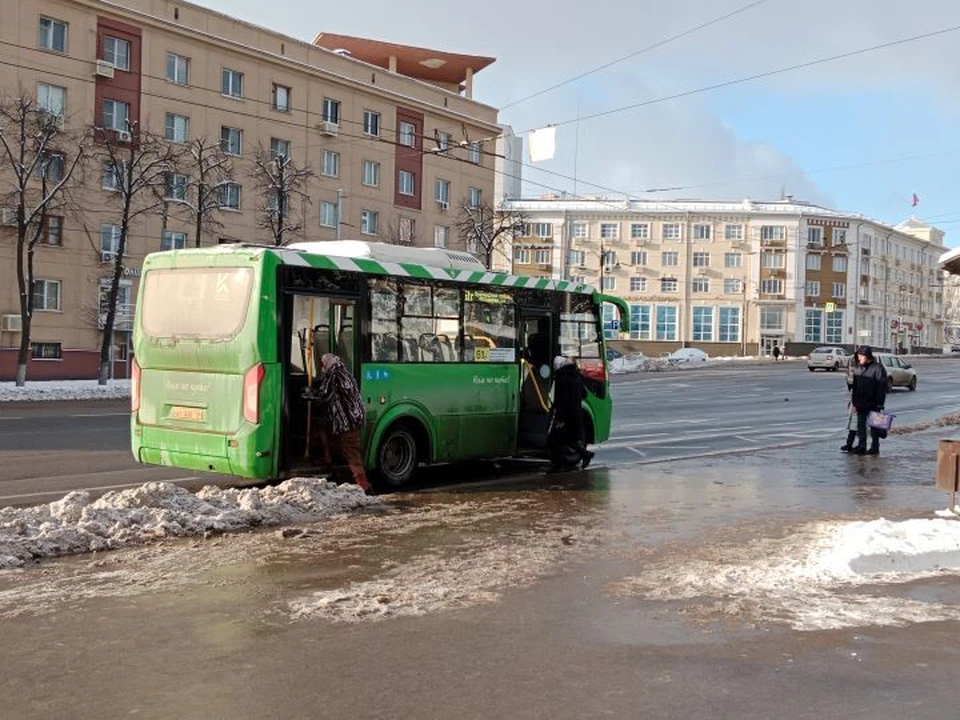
[131, 240, 629, 487]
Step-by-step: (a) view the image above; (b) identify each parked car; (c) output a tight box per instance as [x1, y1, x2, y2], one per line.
[606, 348, 624, 362]
[875, 352, 918, 391]
[807, 346, 850, 372]
[667, 348, 709, 364]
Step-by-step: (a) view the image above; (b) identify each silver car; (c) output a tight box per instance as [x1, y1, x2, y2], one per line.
[875, 353, 918, 391]
[807, 346, 850, 372]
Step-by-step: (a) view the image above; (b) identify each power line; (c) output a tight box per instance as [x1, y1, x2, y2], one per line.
[519, 22, 960, 133]
[500, 0, 774, 110]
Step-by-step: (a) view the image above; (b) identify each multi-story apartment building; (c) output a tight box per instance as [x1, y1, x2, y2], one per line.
[0, 0, 499, 380]
[501, 197, 948, 356]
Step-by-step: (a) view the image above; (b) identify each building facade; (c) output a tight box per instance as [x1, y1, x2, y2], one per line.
[0, 0, 499, 380]
[501, 198, 948, 357]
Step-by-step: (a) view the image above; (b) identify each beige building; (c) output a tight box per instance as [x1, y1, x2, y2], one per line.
[0, 0, 499, 380]
[502, 197, 948, 356]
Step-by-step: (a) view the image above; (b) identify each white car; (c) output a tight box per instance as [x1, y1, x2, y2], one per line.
[807, 346, 849, 372]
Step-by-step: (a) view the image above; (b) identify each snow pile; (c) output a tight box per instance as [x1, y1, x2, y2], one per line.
[0, 379, 131, 402]
[612, 516, 960, 630]
[0, 477, 377, 569]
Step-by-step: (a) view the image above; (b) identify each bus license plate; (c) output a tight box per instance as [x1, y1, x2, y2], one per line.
[170, 406, 205, 422]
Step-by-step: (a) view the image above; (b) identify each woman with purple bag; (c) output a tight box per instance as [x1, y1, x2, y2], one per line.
[843, 346, 888, 455]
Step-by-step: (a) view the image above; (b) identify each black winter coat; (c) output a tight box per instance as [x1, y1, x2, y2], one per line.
[851, 359, 887, 412]
[552, 365, 586, 444]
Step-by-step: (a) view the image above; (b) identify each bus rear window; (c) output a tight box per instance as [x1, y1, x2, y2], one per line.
[141, 267, 254, 339]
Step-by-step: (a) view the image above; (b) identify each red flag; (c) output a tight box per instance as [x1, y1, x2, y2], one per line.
[911, 193, 919, 207]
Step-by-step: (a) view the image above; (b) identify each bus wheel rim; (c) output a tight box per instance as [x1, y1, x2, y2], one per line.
[383, 433, 415, 479]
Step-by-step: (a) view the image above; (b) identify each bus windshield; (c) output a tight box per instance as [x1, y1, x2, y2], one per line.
[141, 267, 254, 340]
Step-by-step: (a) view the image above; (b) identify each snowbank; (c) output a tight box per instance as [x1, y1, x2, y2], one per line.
[0, 477, 378, 569]
[0, 379, 131, 402]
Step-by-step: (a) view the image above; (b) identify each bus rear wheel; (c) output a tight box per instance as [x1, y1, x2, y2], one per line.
[376, 424, 419, 487]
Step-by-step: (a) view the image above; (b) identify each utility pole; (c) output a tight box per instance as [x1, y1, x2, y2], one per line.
[336, 188, 343, 241]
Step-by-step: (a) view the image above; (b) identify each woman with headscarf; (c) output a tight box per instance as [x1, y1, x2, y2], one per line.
[548, 355, 595, 471]
[311, 353, 372, 493]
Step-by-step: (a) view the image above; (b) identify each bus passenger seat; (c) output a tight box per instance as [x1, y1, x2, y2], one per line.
[337, 325, 354, 370]
[403, 338, 420, 362]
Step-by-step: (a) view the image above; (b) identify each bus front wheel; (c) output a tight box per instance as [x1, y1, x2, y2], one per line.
[376, 424, 419, 487]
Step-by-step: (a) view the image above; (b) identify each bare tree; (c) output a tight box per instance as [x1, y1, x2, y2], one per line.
[176, 136, 234, 247]
[382, 218, 417, 246]
[456, 201, 528, 269]
[95, 122, 181, 384]
[0, 93, 86, 386]
[249, 147, 313, 246]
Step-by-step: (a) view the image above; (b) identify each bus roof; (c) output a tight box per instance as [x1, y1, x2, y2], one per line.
[187, 242, 597, 295]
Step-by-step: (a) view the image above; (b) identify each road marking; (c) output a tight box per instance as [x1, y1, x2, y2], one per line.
[70, 412, 130, 418]
[0, 477, 201, 502]
[0, 417, 23, 421]
[626, 447, 648, 457]
[733, 435, 759, 443]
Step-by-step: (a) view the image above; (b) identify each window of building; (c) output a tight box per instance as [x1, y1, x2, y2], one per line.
[602, 276, 616, 291]
[662, 223, 681, 240]
[661, 251, 679, 267]
[272, 84, 291, 112]
[434, 178, 450, 205]
[468, 187, 482, 208]
[806, 281, 820, 297]
[270, 137, 290, 161]
[832, 228, 847, 246]
[101, 162, 122, 191]
[321, 150, 340, 178]
[600, 223, 620, 240]
[568, 249, 586, 267]
[630, 276, 646, 292]
[220, 182, 241, 210]
[602, 250, 618, 269]
[832, 282, 845, 298]
[723, 278, 742, 294]
[693, 251, 711, 267]
[220, 126, 242, 156]
[38, 17, 68, 53]
[161, 230, 188, 250]
[322, 98, 340, 124]
[804, 309, 822, 342]
[760, 278, 784, 294]
[529, 222, 552, 238]
[399, 121, 416, 147]
[660, 277, 678, 293]
[37, 83, 66, 119]
[361, 160, 380, 187]
[630, 250, 647, 266]
[101, 98, 129, 131]
[221, 69, 244, 98]
[398, 170, 415, 196]
[693, 224, 711, 241]
[100, 224, 121, 258]
[164, 173, 187, 201]
[807, 227, 823, 246]
[692, 277, 710, 293]
[514, 248, 530, 264]
[468, 141, 483, 164]
[166, 53, 189, 85]
[724, 252, 743, 268]
[692, 306, 713, 341]
[806, 254, 821, 271]
[656, 306, 678, 341]
[761, 251, 785, 268]
[833, 256, 847, 272]
[103, 36, 130, 70]
[568, 275, 585, 285]
[571, 222, 588, 239]
[31, 342, 62, 360]
[761, 225, 786, 242]
[164, 113, 189, 143]
[32, 278, 61, 311]
[42, 215, 63, 246]
[319, 201, 337, 228]
[826, 310, 843, 343]
[435, 131, 451, 153]
[629, 304, 651, 340]
[535, 249, 550, 265]
[719, 307, 740, 342]
[363, 110, 380, 137]
[760, 306, 784, 331]
[361, 209, 379, 235]
[434, 225, 448, 248]
[38, 153, 64, 183]
[630, 223, 649, 240]
[725, 224, 743, 241]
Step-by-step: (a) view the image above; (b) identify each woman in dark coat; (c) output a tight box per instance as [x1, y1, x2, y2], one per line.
[846, 345, 888, 455]
[549, 356, 594, 471]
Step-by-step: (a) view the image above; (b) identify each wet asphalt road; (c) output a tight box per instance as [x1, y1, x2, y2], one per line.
[3, 357, 960, 718]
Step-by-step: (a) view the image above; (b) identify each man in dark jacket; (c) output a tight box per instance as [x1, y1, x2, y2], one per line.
[845, 346, 887, 455]
[548, 356, 594, 471]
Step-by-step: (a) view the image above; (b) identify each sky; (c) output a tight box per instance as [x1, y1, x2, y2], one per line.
[193, 0, 960, 246]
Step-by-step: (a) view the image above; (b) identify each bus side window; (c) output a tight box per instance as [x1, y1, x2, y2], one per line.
[312, 325, 330, 376]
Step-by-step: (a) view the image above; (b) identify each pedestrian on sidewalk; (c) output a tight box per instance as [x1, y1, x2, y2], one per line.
[307, 353, 374, 493]
[772, 344, 781, 361]
[548, 355, 594, 471]
[843, 345, 887, 456]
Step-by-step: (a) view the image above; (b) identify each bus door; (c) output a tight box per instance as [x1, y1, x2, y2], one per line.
[518, 309, 555, 450]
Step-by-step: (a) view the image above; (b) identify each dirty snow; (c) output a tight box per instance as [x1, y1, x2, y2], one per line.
[0, 379, 130, 402]
[612, 515, 960, 631]
[0, 477, 377, 569]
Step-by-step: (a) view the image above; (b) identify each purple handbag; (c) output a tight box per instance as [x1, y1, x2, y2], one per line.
[867, 411, 894, 432]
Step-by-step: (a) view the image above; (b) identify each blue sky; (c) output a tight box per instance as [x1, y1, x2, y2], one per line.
[200, 0, 960, 246]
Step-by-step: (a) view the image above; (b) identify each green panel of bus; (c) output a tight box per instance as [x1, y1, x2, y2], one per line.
[131, 240, 629, 487]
